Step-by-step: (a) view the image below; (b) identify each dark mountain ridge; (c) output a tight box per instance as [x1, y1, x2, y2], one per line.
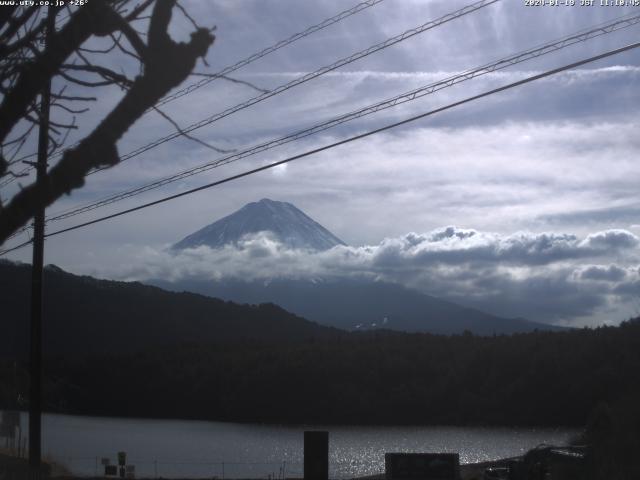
[2, 260, 639, 432]
[153, 276, 566, 335]
[166, 199, 564, 335]
[0, 260, 339, 358]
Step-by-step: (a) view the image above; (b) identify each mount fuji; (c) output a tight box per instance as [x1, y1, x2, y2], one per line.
[160, 199, 565, 335]
[172, 198, 345, 251]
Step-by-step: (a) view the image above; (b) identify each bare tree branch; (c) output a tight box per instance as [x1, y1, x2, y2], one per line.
[51, 93, 97, 102]
[79, 42, 119, 55]
[191, 72, 270, 94]
[53, 116, 76, 153]
[0, 1, 120, 143]
[61, 63, 134, 87]
[110, 15, 148, 59]
[52, 103, 90, 115]
[152, 106, 235, 154]
[124, 0, 156, 21]
[58, 70, 120, 88]
[0, 14, 47, 58]
[0, 6, 38, 44]
[0, 5, 17, 32]
[109, 31, 143, 61]
[176, 1, 201, 30]
[0, 0, 215, 243]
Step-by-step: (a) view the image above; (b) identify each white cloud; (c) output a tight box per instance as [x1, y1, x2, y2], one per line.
[68, 227, 640, 327]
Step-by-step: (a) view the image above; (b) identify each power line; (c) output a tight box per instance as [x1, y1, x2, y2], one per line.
[0, 166, 31, 188]
[2, 39, 638, 256]
[154, 0, 387, 108]
[2, 0, 501, 242]
[87, 0, 499, 174]
[1, 0, 498, 191]
[0, 0, 387, 189]
[0, 238, 33, 256]
[36, 11, 640, 227]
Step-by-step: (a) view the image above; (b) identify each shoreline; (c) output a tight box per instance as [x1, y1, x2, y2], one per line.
[3, 455, 517, 480]
[2, 408, 584, 429]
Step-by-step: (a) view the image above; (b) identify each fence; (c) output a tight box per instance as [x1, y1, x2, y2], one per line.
[60, 456, 306, 479]
[1, 436, 27, 459]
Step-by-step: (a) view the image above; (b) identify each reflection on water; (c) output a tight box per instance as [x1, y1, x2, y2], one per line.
[18, 412, 576, 478]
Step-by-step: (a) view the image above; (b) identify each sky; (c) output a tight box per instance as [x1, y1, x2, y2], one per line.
[2, 0, 640, 327]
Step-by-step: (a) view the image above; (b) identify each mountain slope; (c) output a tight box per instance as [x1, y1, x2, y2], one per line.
[167, 199, 564, 335]
[0, 261, 340, 359]
[172, 198, 346, 251]
[152, 277, 566, 335]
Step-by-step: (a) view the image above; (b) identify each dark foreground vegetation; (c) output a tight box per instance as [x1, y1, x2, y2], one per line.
[1, 319, 639, 427]
[2, 261, 640, 477]
[0, 261, 339, 358]
[1, 322, 640, 478]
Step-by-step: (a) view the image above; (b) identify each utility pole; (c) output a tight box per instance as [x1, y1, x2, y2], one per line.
[29, 6, 55, 479]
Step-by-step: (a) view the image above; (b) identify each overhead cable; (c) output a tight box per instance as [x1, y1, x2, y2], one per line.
[3, 39, 638, 255]
[0, 0, 387, 188]
[89, 0, 500, 173]
[41, 11, 640, 226]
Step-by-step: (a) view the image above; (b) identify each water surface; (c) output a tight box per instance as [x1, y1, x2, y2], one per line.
[17, 413, 577, 478]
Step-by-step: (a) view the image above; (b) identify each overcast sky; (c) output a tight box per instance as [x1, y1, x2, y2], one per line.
[2, 0, 640, 327]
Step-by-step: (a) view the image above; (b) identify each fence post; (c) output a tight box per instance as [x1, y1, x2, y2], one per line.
[17, 426, 22, 457]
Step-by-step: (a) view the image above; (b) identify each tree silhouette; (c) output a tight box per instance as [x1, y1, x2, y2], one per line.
[0, 0, 215, 244]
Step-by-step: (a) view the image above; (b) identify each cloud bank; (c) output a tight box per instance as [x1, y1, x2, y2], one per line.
[87, 227, 640, 327]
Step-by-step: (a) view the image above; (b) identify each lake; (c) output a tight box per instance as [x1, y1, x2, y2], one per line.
[12, 412, 577, 478]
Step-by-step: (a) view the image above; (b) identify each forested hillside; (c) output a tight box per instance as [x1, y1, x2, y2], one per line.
[2, 319, 639, 427]
[0, 261, 339, 358]
[2, 260, 639, 428]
